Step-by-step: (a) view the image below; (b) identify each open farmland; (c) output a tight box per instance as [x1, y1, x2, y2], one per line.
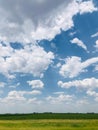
[0, 113, 98, 130]
[0, 119, 98, 130]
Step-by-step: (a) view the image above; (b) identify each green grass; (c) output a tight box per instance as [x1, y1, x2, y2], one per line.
[0, 119, 98, 130]
[0, 113, 98, 130]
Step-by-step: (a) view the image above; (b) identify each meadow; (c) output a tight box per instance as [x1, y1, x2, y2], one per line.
[0, 113, 98, 130]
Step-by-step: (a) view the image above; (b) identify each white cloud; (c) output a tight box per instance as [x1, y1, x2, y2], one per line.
[9, 82, 20, 88]
[53, 91, 64, 95]
[0, 90, 41, 104]
[27, 80, 44, 89]
[79, 0, 97, 14]
[58, 77, 98, 90]
[87, 90, 98, 96]
[59, 56, 98, 78]
[95, 65, 98, 71]
[28, 98, 42, 104]
[0, 90, 3, 94]
[87, 90, 98, 102]
[0, 44, 54, 78]
[0, 82, 6, 88]
[46, 94, 73, 104]
[94, 40, 98, 49]
[30, 90, 42, 95]
[50, 43, 57, 49]
[56, 63, 62, 68]
[91, 32, 98, 38]
[69, 31, 77, 36]
[0, 89, 98, 113]
[0, 0, 98, 113]
[70, 37, 87, 51]
[0, 43, 13, 57]
[8, 90, 41, 97]
[0, 0, 97, 43]
[76, 99, 89, 105]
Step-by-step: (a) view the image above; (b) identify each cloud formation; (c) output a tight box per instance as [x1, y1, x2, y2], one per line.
[27, 80, 44, 89]
[59, 56, 98, 78]
[0, 90, 41, 104]
[87, 90, 98, 102]
[95, 40, 98, 49]
[0, 82, 6, 88]
[0, 43, 54, 78]
[91, 32, 98, 38]
[0, 0, 97, 42]
[0, 0, 98, 113]
[70, 37, 87, 51]
[46, 94, 73, 104]
[58, 77, 98, 90]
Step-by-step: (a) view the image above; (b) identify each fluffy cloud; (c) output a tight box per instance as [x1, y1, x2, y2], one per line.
[8, 90, 41, 98]
[0, 90, 41, 103]
[59, 56, 98, 78]
[0, 0, 97, 42]
[0, 43, 54, 78]
[79, 0, 97, 14]
[87, 90, 98, 102]
[0, 42, 13, 57]
[70, 37, 87, 51]
[58, 77, 98, 89]
[27, 80, 44, 89]
[58, 78, 98, 102]
[46, 94, 73, 104]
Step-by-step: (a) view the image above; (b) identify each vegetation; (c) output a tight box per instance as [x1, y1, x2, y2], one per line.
[0, 113, 98, 120]
[0, 113, 98, 130]
[0, 119, 98, 130]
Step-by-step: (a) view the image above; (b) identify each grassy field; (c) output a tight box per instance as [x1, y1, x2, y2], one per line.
[0, 113, 98, 130]
[0, 119, 98, 130]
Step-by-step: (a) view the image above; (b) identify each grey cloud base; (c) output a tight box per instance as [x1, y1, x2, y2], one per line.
[1, 0, 97, 43]
[0, 0, 72, 42]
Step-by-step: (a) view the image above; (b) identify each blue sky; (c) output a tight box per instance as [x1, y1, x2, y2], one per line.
[0, 0, 98, 113]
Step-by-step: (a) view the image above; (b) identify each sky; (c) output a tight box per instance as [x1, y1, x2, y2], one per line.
[0, 0, 98, 113]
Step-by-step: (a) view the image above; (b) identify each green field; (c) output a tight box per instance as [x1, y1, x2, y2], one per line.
[0, 113, 98, 130]
[0, 119, 98, 130]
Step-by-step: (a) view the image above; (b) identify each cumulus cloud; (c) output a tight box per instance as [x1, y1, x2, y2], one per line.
[0, 0, 97, 42]
[46, 94, 73, 104]
[0, 42, 13, 57]
[27, 80, 44, 89]
[87, 90, 98, 102]
[59, 56, 98, 78]
[0, 43, 54, 78]
[79, 0, 97, 14]
[70, 37, 87, 51]
[58, 77, 98, 90]
[0, 90, 41, 103]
